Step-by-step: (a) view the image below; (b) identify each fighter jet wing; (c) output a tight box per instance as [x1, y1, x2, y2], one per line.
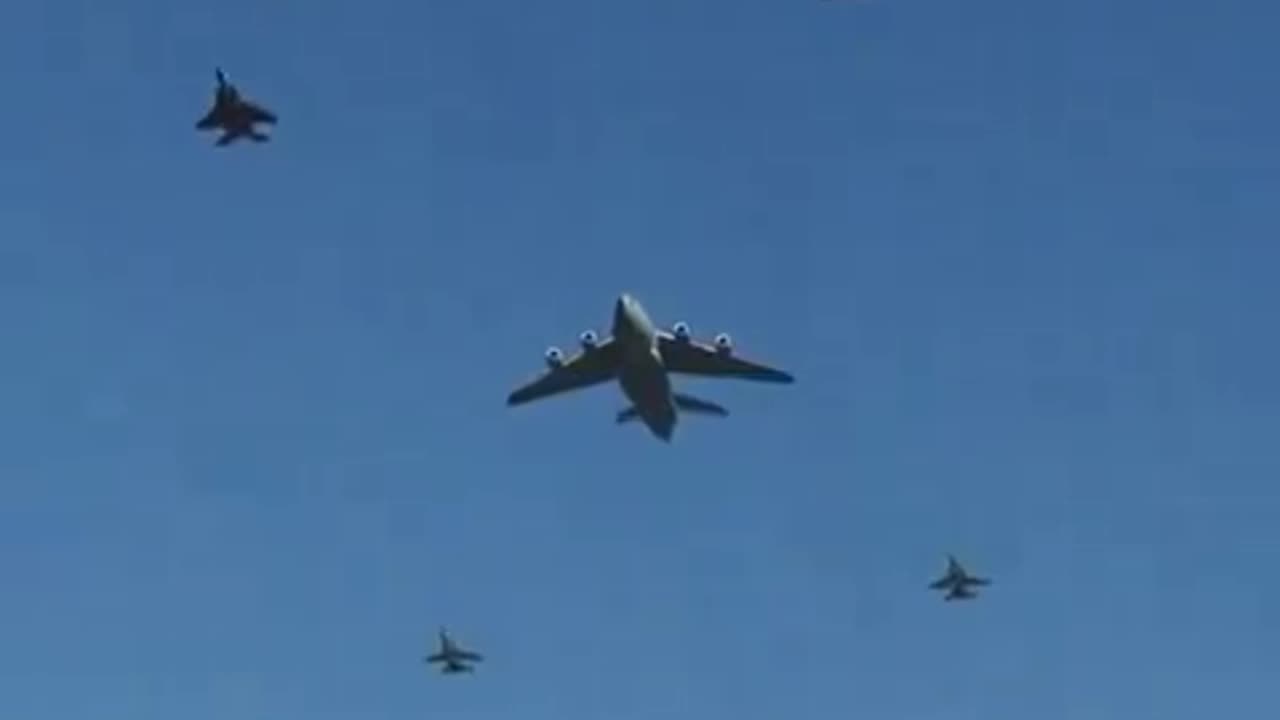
[240, 100, 277, 124]
[507, 338, 622, 406]
[657, 333, 794, 383]
[195, 105, 220, 130]
[454, 649, 484, 662]
[928, 576, 951, 590]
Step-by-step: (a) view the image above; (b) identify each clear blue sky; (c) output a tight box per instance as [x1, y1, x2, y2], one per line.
[1, 0, 1277, 717]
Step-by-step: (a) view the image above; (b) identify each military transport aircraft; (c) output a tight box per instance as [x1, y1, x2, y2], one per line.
[195, 68, 278, 146]
[929, 555, 991, 601]
[424, 627, 483, 675]
[506, 293, 795, 441]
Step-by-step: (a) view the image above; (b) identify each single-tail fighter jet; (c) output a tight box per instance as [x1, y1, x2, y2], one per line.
[506, 293, 795, 441]
[424, 627, 483, 675]
[929, 555, 991, 601]
[195, 68, 278, 146]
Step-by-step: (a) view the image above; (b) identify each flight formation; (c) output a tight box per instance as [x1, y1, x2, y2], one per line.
[192, 68, 993, 679]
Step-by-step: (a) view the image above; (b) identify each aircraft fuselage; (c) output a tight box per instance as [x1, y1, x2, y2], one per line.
[611, 294, 678, 441]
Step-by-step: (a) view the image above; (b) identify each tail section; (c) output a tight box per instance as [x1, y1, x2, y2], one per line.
[616, 393, 728, 423]
[672, 393, 728, 417]
[215, 129, 269, 146]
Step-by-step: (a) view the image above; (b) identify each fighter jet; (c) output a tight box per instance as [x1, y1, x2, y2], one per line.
[506, 293, 795, 441]
[424, 627, 483, 675]
[195, 68, 278, 146]
[929, 555, 991, 601]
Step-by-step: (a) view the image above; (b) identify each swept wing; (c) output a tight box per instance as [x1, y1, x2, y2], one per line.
[657, 333, 794, 383]
[507, 338, 623, 406]
[239, 99, 278, 124]
[196, 105, 221, 130]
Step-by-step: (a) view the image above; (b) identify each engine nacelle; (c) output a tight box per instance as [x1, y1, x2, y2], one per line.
[579, 330, 599, 350]
[714, 333, 733, 355]
[672, 322, 692, 341]
[545, 346, 565, 368]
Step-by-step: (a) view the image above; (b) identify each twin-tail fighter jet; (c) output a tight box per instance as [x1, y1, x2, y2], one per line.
[929, 555, 991, 601]
[424, 628, 483, 675]
[506, 293, 795, 441]
[195, 68, 278, 146]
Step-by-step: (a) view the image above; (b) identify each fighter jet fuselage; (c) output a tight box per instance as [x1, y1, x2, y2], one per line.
[425, 628, 483, 675]
[930, 555, 991, 601]
[196, 69, 278, 146]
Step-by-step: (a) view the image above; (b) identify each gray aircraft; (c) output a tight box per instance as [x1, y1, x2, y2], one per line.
[929, 555, 991, 601]
[506, 293, 795, 441]
[424, 627, 483, 675]
[195, 68, 278, 146]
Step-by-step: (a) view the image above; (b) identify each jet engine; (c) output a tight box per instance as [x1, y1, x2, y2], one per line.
[545, 346, 565, 368]
[672, 322, 692, 341]
[579, 330, 599, 350]
[714, 333, 733, 355]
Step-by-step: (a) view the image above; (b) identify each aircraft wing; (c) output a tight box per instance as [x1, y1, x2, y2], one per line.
[657, 333, 794, 383]
[455, 650, 484, 662]
[507, 338, 622, 406]
[425, 652, 447, 663]
[241, 100, 278, 124]
[195, 105, 220, 130]
[928, 576, 951, 590]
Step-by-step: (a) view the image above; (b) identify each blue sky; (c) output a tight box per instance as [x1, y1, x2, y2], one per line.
[1, 0, 1278, 717]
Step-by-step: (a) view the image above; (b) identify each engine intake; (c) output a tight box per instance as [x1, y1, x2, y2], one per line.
[714, 333, 733, 355]
[579, 330, 599, 350]
[545, 346, 565, 368]
[672, 322, 691, 341]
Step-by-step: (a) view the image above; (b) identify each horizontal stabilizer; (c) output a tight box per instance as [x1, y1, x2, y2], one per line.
[616, 393, 728, 423]
[672, 393, 728, 416]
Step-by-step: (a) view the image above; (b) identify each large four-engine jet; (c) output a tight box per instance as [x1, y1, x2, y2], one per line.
[195, 68, 278, 146]
[424, 627, 483, 675]
[506, 293, 795, 441]
[929, 555, 991, 601]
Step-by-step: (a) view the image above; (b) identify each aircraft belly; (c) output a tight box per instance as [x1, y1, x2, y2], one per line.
[618, 355, 675, 438]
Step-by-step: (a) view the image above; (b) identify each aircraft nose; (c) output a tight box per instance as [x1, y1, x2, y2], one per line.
[614, 294, 630, 325]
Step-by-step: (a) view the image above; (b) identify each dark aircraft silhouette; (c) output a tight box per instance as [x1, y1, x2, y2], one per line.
[424, 627, 483, 675]
[195, 68, 278, 146]
[506, 293, 795, 442]
[929, 555, 991, 601]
